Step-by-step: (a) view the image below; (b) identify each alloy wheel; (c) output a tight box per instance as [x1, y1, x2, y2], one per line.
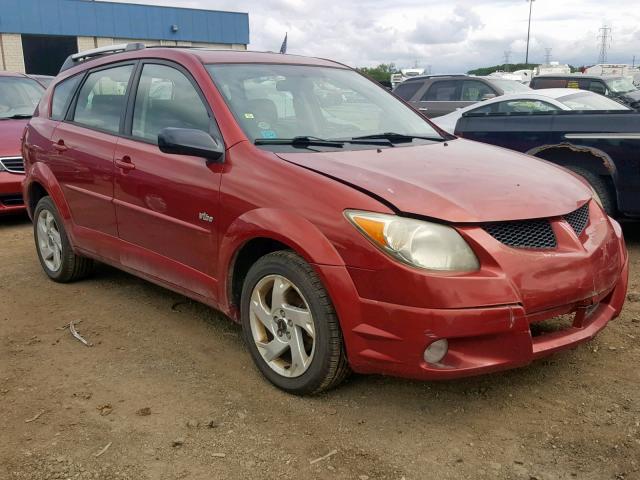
[249, 274, 316, 378]
[36, 209, 63, 272]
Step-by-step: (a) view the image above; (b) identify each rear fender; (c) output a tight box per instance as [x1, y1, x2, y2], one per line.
[25, 162, 72, 226]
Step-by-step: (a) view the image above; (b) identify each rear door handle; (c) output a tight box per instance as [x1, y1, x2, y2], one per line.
[53, 140, 68, 152]
[115, 155, 135, 171]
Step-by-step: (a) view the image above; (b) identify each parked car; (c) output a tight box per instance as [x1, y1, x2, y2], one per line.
[530, 75, 640, 110]
[23, 45, 628, 394]
[448, 92, 639, 218]
[28, 74, 55, 88]
[433, 88, 630, 134]
[392, 74, 531, 117]
[0, 71, 44, 214]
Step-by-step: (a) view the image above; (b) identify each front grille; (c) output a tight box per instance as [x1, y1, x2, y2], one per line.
[0, 157, 24, 174]
[563, 203, 590, 237]
[0, 194, 24, 206]
[484, 218, 557, 249]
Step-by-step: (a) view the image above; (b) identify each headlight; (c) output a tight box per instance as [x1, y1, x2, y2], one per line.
[345, 210, 480, 272]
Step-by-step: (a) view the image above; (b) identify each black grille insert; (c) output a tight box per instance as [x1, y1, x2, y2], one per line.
[0, 157, 24, 173]
[484, 218, 557, 249]
[0, 194, 24, 206]
[563, 203, 590, 237]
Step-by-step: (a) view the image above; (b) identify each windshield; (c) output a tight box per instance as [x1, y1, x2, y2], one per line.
[558, 92, 630, 110]
[0, 76, 44, 119]
[487, 79, 531, 94]
[206, 64, 443, 149]
[605, 77, 637, 94]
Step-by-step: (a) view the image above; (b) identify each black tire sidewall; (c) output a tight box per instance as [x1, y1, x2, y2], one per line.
[240, 253, 337, 394]
[566, 166, 616, 216]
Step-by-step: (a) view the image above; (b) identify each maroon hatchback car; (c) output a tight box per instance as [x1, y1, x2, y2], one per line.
[22, 45, 628, 394]
[0, 71, 44, 214]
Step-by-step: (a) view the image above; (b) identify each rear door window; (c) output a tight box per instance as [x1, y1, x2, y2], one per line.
[131, 63, 210, 143]
[72, 64, 134, 133]
[422, 81, 459, 101]
[495, 100, 560, 113]
[393, 81, 422, 101]
[51, 74, 82, 120]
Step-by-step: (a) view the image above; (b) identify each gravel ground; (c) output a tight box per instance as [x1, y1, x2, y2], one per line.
[1, 215, 639, 480]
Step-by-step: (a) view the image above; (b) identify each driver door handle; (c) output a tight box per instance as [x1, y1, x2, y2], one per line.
[115, 155, 135, 171]
[53, 139, 68, 152]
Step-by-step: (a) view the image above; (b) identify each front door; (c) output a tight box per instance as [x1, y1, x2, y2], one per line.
[113, 62, 222, 299]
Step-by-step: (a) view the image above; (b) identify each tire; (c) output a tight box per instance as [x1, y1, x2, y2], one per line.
[240, 250, 350, 395]
[33, 196, 94, 283]
[565, 166, 616, 216]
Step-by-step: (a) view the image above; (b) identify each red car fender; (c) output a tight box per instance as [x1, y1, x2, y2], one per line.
[24, 162, 72, 225]
[217, 207, 345, 316]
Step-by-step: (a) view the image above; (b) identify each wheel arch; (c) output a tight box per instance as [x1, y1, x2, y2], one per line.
[218, 208, 345, 320]
[25, 162, 72, 222]
[527, 142, 617, 179]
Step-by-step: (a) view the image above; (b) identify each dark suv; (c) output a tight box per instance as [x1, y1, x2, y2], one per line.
[530, 75, 640, 110]
[392, 75, 531, 117]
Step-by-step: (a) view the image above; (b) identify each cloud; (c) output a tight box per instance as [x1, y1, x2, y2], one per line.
[408, 5, 483, 45]
[107, 0, 640, 72]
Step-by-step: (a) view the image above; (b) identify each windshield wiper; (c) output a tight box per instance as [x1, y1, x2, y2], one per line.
[254, 135, 392, 148]
[352, 132, 444, 143]
[1, 114, 32, 120]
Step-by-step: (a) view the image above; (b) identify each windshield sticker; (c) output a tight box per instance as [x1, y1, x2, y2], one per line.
[257, 121, 270, 130]
[244, 113, 255, 119]
[567, 81, 580, 89]
[260, 130, 277, 139]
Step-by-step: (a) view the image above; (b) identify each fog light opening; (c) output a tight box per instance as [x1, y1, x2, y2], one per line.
[424, 339, 448, 364]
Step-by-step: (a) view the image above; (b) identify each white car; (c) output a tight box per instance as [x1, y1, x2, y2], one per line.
[432, 88, 630, 134]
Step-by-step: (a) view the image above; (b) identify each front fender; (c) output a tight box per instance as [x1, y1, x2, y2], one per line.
[217, 208, 345, 314]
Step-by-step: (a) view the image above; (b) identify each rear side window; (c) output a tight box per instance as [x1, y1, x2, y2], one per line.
[72, 64, 133, 133]
[131, 64, 210, 143]
[393, 81, 422, 100]
[422, 81, 459, 101]
[51, 75, 81, 120]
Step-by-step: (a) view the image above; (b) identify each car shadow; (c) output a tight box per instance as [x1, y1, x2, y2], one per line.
[622, 221, 640, 246]
[0, 213, 30, 229]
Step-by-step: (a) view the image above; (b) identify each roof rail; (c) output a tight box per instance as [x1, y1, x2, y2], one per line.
[59, 43, 145, 73]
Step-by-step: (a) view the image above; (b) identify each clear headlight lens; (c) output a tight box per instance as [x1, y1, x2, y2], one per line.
[345, 210, 480, 272]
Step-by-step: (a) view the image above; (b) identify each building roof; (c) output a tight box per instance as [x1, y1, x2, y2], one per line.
[0, 0, 249, 45]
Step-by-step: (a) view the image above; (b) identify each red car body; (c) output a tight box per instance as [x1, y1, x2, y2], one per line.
[22, 49, 628, 382]
[0, 71, 34, 214]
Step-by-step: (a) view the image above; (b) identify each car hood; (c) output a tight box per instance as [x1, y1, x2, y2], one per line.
[618, 90, 640, 105]
[275, 139, 592, 223]
[0, 119, 27, 157]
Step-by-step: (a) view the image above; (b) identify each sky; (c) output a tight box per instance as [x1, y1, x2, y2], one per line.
[109, 0, 640, 73]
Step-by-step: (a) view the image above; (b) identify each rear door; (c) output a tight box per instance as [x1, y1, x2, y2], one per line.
[415, 80, 460, 117]
[113, 61, 223, 298]
[51, 62, 135, 238]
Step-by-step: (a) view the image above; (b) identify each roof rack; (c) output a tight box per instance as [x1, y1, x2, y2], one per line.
[59, 43, 145, 73]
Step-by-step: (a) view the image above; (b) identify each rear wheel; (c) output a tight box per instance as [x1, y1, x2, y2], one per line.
[565, 166, 616, 216]
[240, 251, 350, 395]
[34, 196, 93, 282]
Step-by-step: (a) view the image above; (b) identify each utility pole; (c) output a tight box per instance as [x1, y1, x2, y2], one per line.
[503, 50, 512, 72]
[598, 25, 612, 64]
[525, 0, 535, 65]
[544, 48, 552, 65]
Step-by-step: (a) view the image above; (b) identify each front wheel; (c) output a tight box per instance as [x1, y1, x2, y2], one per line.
[33, 196, 94, 282]
[565, 166, 616, 217]
[240, 251, 350, 395]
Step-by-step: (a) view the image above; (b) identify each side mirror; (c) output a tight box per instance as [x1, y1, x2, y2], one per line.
[481, 93, 497, 101]
[158, 128, 224, 163]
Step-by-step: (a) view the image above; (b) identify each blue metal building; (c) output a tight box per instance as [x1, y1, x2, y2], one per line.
[0, 0, 250, 74]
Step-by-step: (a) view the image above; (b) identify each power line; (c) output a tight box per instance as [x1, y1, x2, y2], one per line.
[598, 25, 612, 64]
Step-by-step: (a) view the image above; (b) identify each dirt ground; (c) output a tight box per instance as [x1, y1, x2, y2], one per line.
[1, 215, 639, 480]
